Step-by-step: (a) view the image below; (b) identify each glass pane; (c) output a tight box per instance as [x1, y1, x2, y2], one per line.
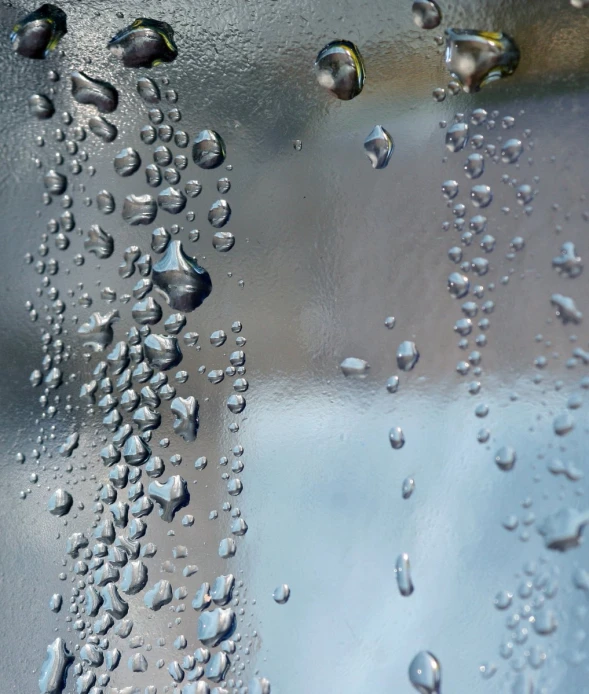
[1, 1, 588, 692]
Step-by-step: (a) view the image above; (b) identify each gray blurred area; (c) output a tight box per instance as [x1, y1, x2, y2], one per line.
[1, 0, 589, 692]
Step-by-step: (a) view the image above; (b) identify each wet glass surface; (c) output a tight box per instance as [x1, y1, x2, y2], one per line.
[1, 1, 589, 692]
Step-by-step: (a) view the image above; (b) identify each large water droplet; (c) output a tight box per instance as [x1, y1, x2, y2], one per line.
[538, 507, 589, 551]
[47, 488, 73, 516]
[395, 553, 414, 596]
[389, 426, 405, 449]
[448, 271, 469, 298]
[552, 242, 583, 278]
[198, 608, 235, 647]
[122, 194, 157, 225]
[501, 138, 523, 164]
[11, 4, 67, 59]
[397, 341, 419, 371]
[88, 115, 118, 142]
[39, 638, 73, 694]
[412, 0, 442, 29]
[340, 357, 370, 377]
[71, 71, 118, 113]
[149, 475, 189, 521]
[152, 240, 212, 312]
[315, 40, 365, 100]
[84, 224, 114, 258]
[212, 231, 235, 252]
[29, 93, 55, 119]
[108, 18, 178, 68]
[445, 122, 469, 152]
[144, 333, 183, 370]
[364, 125, 394, 169]
[114, 147, 141, 176]
[551, 293, 583, 324]
[78, 310, 119, 351]
[158, 186, 187, 214]
[171, 396, 199, 441]
[445, 28, 520, 93]
[192, 130, 226, 169]
[137, 76, 160, 103]
[408, 651, 441, 694]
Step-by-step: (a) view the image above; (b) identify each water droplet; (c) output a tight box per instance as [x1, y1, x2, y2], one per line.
[442, 180, 459, 199]
[43, 169, 67, 195]
[108, 18, 178, 68]
[444, 28, 520, 93]
[144, 579, 173, 610]
[39, 637, 73, 694]
[171, 396, 199, 441]
[315, 40, 365, 100]
[227, 394, 246, 413]
[122, 193, 157, 225]
[114, 147, 141, 177]
[552, 242, 583, 278]
[158, 186, 187, 214]
[144, 333, 182, 370]
[340, 357, 370, 377]
[48, 488, 73, 516]
[273, 584, 290, 604]
[495, 445, 516, 471]
[412, 0, 442, 29]
[185, 180, 202, 198]
[389, 426, 405, 449]
[432, 87, 446, 102]
[551, 293, 583, 324]
[470, 184, 493, 208]
[402, 476, 415, 499]
[553, 411, 574, 436]
[501, 138, 523, 164]
[192, 130, 226, 169]
[137, 77, 161, 105]
[208, 199, 231, 227]
[395, 553, 414, 596]
[11, 4, 67, 59]
[396, 341, 419, 371]
[198, 608, 235, 647]
[538, 507, 589, 551]
[132, 297, 163, 325]
[152, 240, 212, 312]
[364, 125, 394, 169]
[465, 152, 484, 179]
[149, 475, 189, 522]
[409, 651, 441, 693]
[78, 310, 119, 351]
[70, 71, 118, 113]
[29, 93, 54, 119]
[88, 115, 118, 142]
[97, 189, 115, 214]
[212, 231, 235, 252]
[445, 122, 469, 152]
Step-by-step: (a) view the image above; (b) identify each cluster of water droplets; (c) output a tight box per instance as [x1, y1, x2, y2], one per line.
[11, 5, 281, 693]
